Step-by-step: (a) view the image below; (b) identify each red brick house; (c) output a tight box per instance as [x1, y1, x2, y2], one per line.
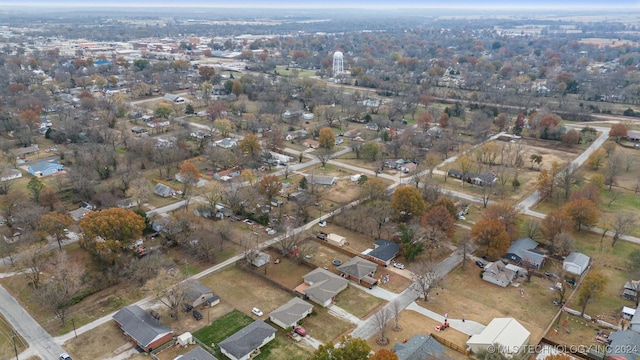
[113, 305, 173, 352]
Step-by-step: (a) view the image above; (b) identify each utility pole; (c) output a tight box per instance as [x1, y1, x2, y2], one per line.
[11, 330, 18, 360]
[72, 317, 77, 338]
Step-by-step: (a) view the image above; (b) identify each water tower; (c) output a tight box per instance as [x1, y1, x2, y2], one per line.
[332, 51, 344, 77]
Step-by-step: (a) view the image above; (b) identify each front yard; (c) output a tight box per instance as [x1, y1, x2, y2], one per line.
[334, 286, 386, 319]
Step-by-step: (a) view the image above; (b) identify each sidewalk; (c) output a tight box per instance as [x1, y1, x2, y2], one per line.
[329, 305, 362, 325]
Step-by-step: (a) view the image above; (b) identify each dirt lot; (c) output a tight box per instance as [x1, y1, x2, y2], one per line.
[62, 322, 132, 360]
[367, 309, 471, 360]
[415, 261, 561, 344]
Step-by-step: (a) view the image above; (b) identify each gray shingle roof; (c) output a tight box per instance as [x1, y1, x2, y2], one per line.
[154, 183, 176, 197]
[393, 335, 447, 360]
[182, 346, 218, 360]
[218, 320, 276, 360]
[368, 240, 399, 262]
[337, 257, 377, 280]
[184, 280, 213, 304]
[607, 330, 640, 360]
[269, 297, 313, 327]
[506, 237, 546, 265]
[112, 305, 173, 348]
[303, 268, 349, 304]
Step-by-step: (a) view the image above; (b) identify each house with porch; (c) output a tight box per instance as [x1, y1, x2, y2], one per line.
[337, 257, 378, 288]
[298, 268, 349, 307]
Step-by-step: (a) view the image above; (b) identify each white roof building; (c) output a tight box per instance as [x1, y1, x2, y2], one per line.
[563, 252, 590, 276]
[466, 318, 530, 355]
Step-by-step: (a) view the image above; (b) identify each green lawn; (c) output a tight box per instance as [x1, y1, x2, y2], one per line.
[193, 310, 254, 345]
[254, 332, 312, 360]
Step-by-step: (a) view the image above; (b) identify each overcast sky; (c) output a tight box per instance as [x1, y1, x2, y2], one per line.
[2, 0, 639, 9]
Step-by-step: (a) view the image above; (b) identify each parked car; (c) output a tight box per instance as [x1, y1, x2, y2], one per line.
[318, 220, 327, 227]
[192, 310, 203, 320]
[393, 262, 405, 270]
[252, 307, 263, 316]
[317, 232, 327, 240]
[184, 304, 193, 313]
[475, 260, 485, 269]
[60, 353, 72, 360]
[293, 327, 306, 337]
[266, 228, 277, 235]
[544, 271, 558, 278]
[243, 219, 254, 225]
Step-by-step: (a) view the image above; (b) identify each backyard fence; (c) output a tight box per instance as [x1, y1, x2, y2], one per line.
[430, 332, 471, 356]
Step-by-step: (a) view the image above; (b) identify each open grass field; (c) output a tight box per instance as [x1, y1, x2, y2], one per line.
[261, 249, 315, 289]
[193, 310, 254, 345]
[302, 305, 353, 343]
[416, 260, 561, 343]
[334, 286, 386, 319]
[62, 322, 131, 360]
[367, 309, 471, 360]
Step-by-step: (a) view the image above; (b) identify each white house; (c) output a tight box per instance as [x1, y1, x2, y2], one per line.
[269, 297, 313, 329]
[467, 318, 530, 355]
[0, 168, 22, 182]
[563, 252, 590, 276]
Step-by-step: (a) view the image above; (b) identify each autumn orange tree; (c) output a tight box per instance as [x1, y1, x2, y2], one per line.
[609, 123, 628, 143]
[318, 127, 336, 150]
[420, 205, 456, 239]
[542, 209, 574, 251]
[239, 133, 261, 158]
[39, 212, 73, 251]
[79, 208, 145, 263]
[361, 178, 388, 201]
[178, 161, 201, 210]
[563, 198, 599, 231]
[371, 348, 399, 360]
[578, 270, 607, 316]
[587, 148, 607, 170]
[258, 174, 282, 207]
[392, 186, 425, 221]
[471, 219, 510, 259]
[481, 202, 521, 241]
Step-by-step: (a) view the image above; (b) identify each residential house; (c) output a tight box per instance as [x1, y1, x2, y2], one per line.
[337, 257, 378, 288]
[0, 168, 22, 182]
[334, 136, 344, 146]
[482, 261, 516, 288]
[298, 268, 348, 307]
[364, 123, 379, 131]
[344, 129, 361, 138]
[181, 346, 218, 360]
[213, 168, 241, 181]
[163, 93, 186, 103]
[393, 335, 447, 360]
[364, 239, 399, 267]
[607, 330, 640, 360]
[427, 126, 443, 138]
[627, 130, 640, 142]
[563, 252, 590, 276]
[27, 160, 64, 177]
[215, 138, 238, 149]
[400, 162, 417, 174]
[288, 191, 307, 203]
[303, 139, 319, 149]
[218, 320, 276, 360]
[154, 183, 177, 198]
[466, 318, 530, 355]
[630, 304, 640, 332]
[113, 305, 174, 353]
[117, 198, 139, 209]
[505, 237, 547, 269]
[285, 132, 298, 141]
[131, 126, 148, 135]
[471, 172, 498, 187]
[175, 173, 206, 188]
[69, 207, 92, 221]
[623, 280, 640, 302]
[194, 205, 215, 218]
[10, 145, 39, 159]
[151, 216, 174, 233]
[306, 175, 336, 186]
[447, 169, 467, 180]
[269, 297, 313, 329]
[184, 280, 214, 308]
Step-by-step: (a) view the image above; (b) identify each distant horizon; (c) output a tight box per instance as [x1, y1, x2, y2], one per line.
[1, 0, 639, 11]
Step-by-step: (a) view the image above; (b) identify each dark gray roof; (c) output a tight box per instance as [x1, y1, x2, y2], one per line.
[607, 330, 640, 360]
[303, 268, 349, 303]
[337, 257, 377, 280]
[369, 240, 399, 262]
[154, 183, 176, 197]
[181, 346, 218, 360]
[506, 238, 546, 265]
[306, 175, 336, 186]
[219, 320, 276, 360]
[112, 305, 173, 348]
[269, 297, 313, 327]
[184, 280, 213, 304]
[393, 335, 447, 360]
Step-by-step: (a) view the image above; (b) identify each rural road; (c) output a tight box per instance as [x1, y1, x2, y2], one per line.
[0, 285, 66, 359]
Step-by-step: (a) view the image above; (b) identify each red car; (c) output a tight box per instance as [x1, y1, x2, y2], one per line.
[294, 327, 306, 337]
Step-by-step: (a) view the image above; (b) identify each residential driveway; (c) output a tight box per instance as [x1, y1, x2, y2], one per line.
[0, 285, 66, 359]
[328, 305, 362, 325]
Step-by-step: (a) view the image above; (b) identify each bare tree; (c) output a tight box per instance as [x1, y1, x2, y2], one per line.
[373, 307, 393, 345]
[390, 300, 402, 332]
[604, 153, 623, 190]
[523, 218, 542, 241]
[20, 245, 49, 289]
[276, 227, 305, 258]
[33, 251, 83, 327]
[149, 268, 189, 318]
[411, 260, 441, 301]
[459, 237, 473, 269]
[556, 163, 583, 200]
[611, 212, 637, 247]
